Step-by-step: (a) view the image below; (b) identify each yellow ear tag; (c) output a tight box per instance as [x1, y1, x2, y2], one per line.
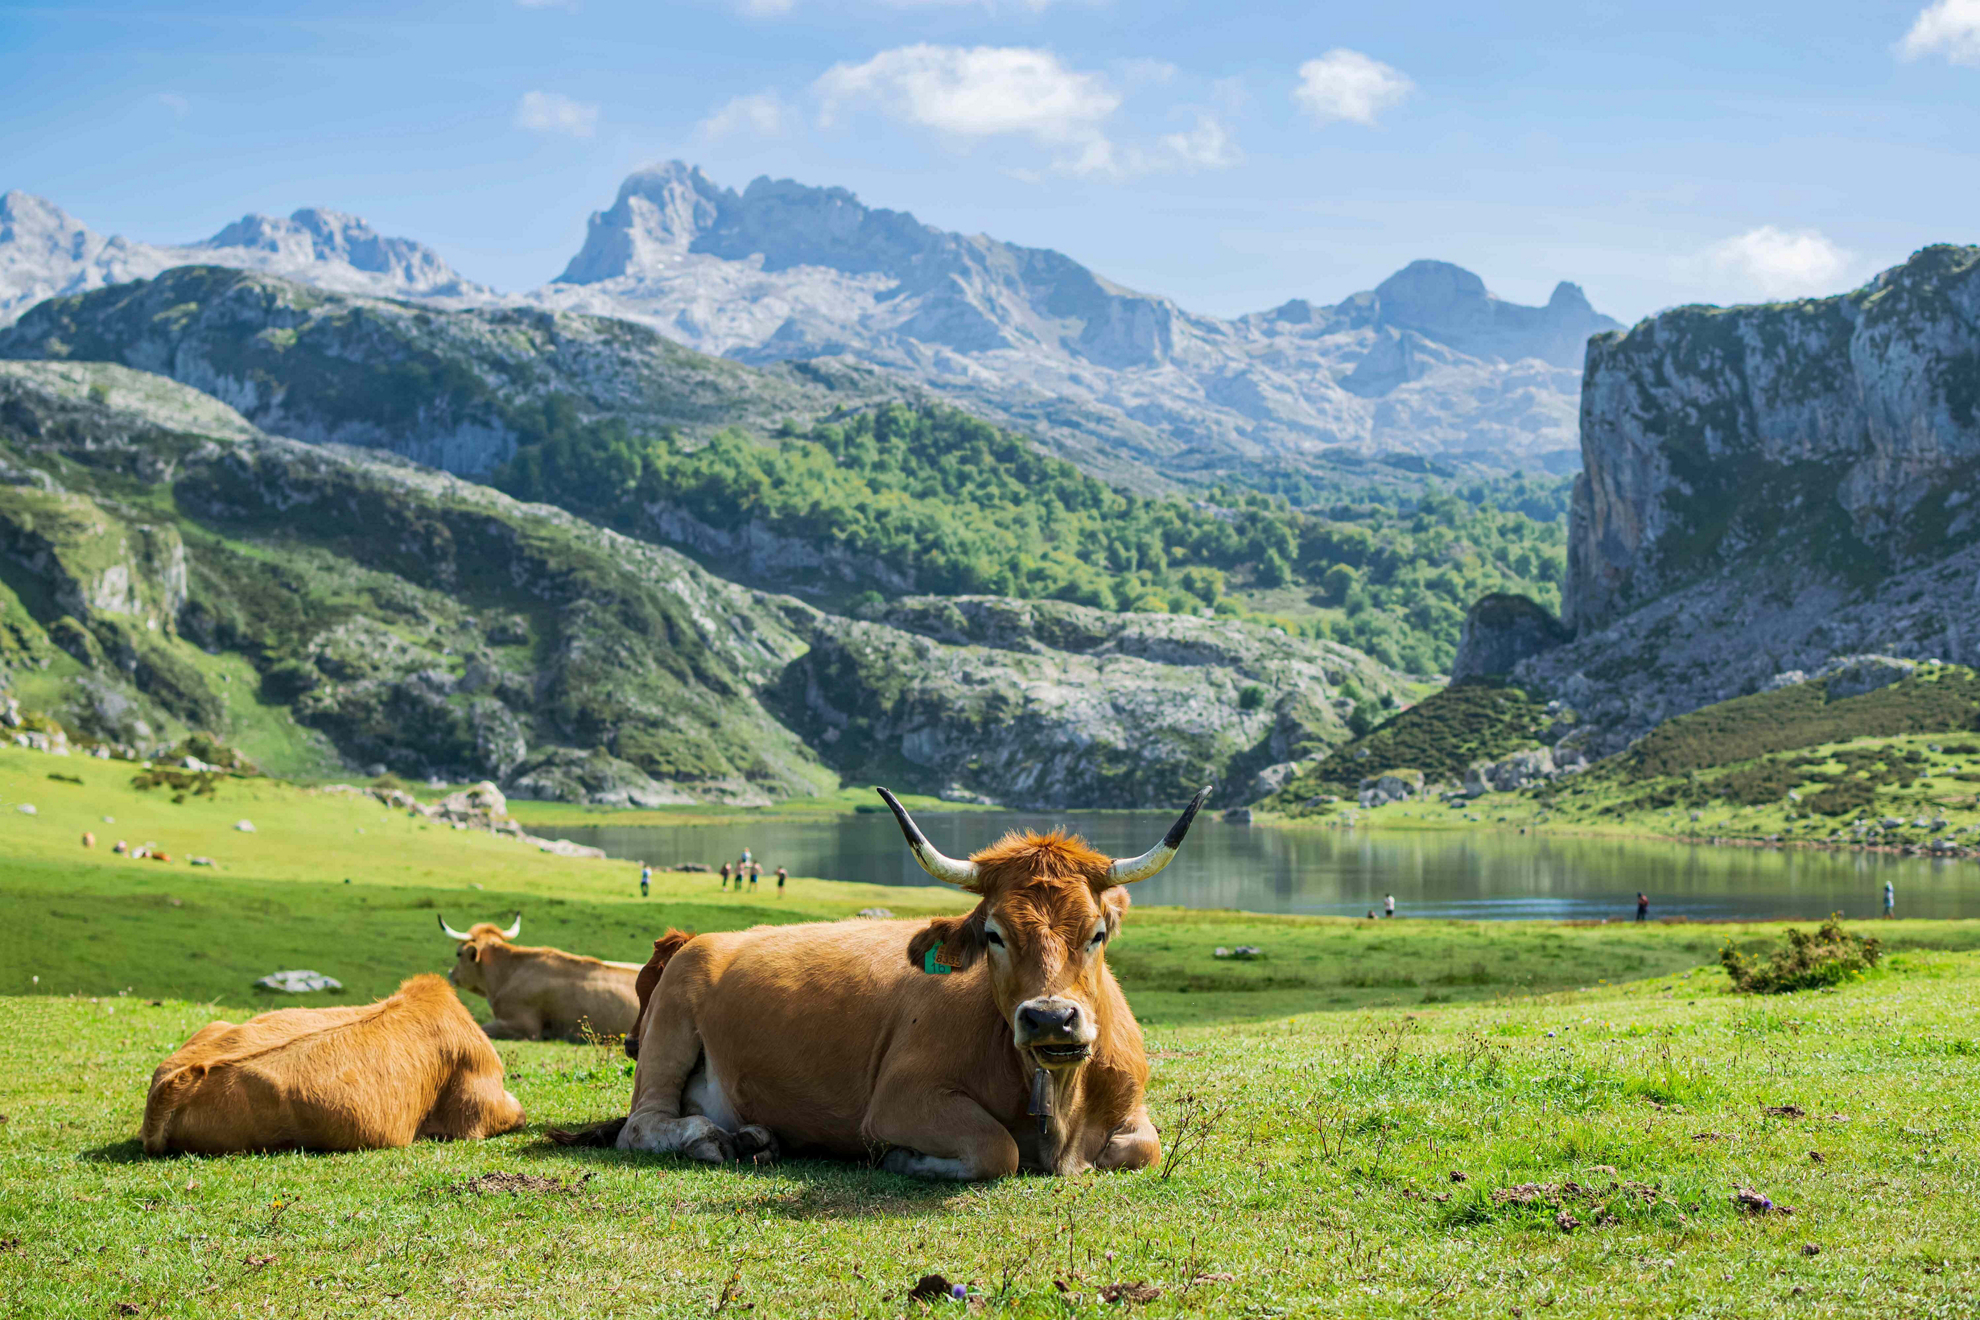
[923, 947, 953, 975]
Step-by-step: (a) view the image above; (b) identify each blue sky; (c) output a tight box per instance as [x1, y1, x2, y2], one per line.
[2, 0, 1975, 323]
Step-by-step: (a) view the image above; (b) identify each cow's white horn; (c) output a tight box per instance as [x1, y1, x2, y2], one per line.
[438, 914, 472, 941]
[1107, 785, 1213, 885]
[500, 913, 522, 939]
[877, 788, 981, 890]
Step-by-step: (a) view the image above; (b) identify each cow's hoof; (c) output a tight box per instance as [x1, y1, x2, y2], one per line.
[684, 1134, 734, 1164]
[681, 1116, 735, 1164]
[734, 1125, 779, 1165]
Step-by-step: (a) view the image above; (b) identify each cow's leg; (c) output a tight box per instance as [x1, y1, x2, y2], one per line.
[619, 992, 732, 1164]
[1094, 1102, 1160, 1172]
[868, 1086, 1020, 1182]
[481, 1011, 542, 1040]
[681, 1060, 778, 1165]
[423, 1067, 526, 1141]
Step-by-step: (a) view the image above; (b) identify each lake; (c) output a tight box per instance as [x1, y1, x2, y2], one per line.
[552, 810, 1979, 921]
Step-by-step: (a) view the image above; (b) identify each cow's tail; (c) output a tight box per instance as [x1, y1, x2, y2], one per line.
[139, 1063, 208, 1156]
[545, 929, 694, 1149]
[545, 1116, 627, 1148]
[623, 928, 694, 1060]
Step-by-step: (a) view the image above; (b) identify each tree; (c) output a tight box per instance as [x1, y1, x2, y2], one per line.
[1256, 549, 1291, 588]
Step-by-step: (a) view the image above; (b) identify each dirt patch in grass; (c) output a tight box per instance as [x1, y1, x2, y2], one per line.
[449, 1171, 594, 1197]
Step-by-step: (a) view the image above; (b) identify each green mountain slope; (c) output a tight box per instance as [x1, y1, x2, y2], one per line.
[0, 267, 1569, 675]
[0, 360, 1410, 806]
[0, 265, 906, 477]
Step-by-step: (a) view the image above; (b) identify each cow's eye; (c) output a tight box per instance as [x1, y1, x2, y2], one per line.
[1088, 929, 1106, 948]
[984, 930, 1005, 948]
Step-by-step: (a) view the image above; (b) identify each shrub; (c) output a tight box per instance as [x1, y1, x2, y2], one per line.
[1623, 668, 1980, 778]
[1291, 682, 1550, 793]
[1238, 684, 1266, 712]
[1722, 917, 1882, 994]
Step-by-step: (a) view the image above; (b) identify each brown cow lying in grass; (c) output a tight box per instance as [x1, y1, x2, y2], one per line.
[559, 786, 1207, 1179]
[140, 974, 525, 1155]
[440, 914, 642, 1042]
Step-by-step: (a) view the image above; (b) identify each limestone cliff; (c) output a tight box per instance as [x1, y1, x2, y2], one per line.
[1567, 244, 1980, 632]
[1515, 245, 1980, 753]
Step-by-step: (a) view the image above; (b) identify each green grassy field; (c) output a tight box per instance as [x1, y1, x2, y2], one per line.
[5, 745, 1980, 1317]
[1272, 730, 1980, 855]
[1265, 665, 1980, 856]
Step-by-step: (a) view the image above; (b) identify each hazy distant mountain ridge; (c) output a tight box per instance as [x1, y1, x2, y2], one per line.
[1, 167, 1620, 475]
[538, 162, 1619, 473]
[0, 191, 491, 326]
[0, 264, 906, 477]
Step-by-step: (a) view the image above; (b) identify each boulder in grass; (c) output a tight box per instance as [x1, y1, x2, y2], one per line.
[255, 970, 342, 994]
[531, 836, 607, 859]
[235, 820, 255, 832]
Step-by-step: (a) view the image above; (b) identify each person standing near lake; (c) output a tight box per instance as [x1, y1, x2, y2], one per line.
[776, 865, 787, 898]
[719, 861, 731, 891]
[748, 860, 761, 892]
[1884, 880, 1896, 918]
[640, 863, 650, 898]
[1384, 894, 1396, 919]
[1636, 892, 1649, 922]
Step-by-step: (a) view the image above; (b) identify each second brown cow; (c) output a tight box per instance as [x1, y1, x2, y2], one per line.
[140, 974, 525, 1155]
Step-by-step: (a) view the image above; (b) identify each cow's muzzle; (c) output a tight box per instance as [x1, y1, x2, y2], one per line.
[1014, 997, 1096, 1067]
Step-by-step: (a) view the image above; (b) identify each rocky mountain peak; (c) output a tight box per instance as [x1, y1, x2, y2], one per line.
[1372, 259, 1619, 369]
[1548, 280, 1595, 313]
[0, 190, 489, 324]
[199, 207, 464, 290]
[555, 162, 726, 283]
[1, 190, 81, 241]
[557, 160, 947, 284]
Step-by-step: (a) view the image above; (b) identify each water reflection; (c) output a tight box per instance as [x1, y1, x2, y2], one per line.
[552, 811, 1979, 921]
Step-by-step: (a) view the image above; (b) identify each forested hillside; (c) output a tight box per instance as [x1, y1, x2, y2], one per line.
[5, 268, 1569, 677]
[0, 361, 1410, 806]
[496, 404, 1567, 674]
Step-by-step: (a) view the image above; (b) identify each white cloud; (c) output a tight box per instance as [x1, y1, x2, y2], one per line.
[804, 43, 1241, 179]
[1899, 0, 1980, 64]
[1698, 227, 1854, 301]
[816, 45, 1120, 172]
[157, 92, 190, 118]
[699, 92, 788, 139]
[1292, 49, 1413, 127]
[514, 90, 599, 139]
[1160, 113, 1242, 169]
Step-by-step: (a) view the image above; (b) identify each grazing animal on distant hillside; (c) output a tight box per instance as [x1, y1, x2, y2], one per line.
[140, 974, 523, 1155]
[440, 914, 642, 1041]
[558, 787, 1208, 1180]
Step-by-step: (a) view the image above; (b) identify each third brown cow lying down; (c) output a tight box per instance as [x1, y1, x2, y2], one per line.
[439, 915, 643, 1042]
[140, 974, 525, 1156]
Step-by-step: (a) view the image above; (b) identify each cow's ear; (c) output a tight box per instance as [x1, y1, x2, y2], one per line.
[908, 909, 984, 974]
[1100, 886, 1130, 941]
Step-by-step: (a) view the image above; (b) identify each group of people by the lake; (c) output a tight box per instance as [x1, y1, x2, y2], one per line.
[627, 853, 1904, 922]
[632, 852, 788, 899]
[1358, 884, 1899, 923]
